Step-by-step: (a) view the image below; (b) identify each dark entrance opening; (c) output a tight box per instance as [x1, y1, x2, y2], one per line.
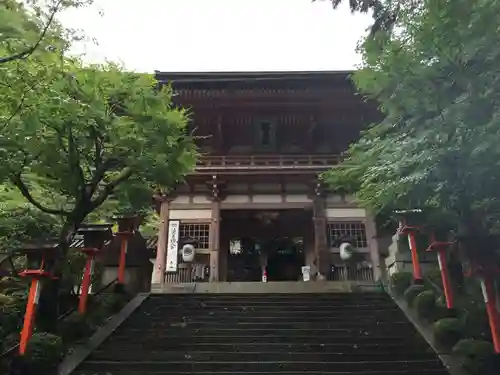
[222, 209, 310, 282]
[266, 237, 304, 281]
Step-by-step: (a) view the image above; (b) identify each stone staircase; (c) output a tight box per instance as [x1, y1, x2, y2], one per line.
[73, 293, 450, 375]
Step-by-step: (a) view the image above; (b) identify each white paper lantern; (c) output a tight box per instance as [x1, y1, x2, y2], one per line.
[339, 242, 356, 261]
[181, 244, 196, 262]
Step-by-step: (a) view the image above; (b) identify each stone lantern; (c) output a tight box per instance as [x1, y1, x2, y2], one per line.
[17, 242, 59, 355]
[76, 224, 113, 313]
[424, 225, 455, 310]
[459, 233, 500, 354]
[394, 209, 425, 283]
[113, 215, 140, 286]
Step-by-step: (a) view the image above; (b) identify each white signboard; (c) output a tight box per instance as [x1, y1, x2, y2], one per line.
[301, 266, 311, 282]
[166, 220, 180, 272]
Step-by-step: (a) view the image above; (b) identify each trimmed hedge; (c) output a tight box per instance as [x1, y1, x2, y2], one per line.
[452, 339, 496, 375]
[58, 312, 94, 343]
[390, 272, 413, 296]
[403, 284, 427, 306]
[433, 317, 464, 348]
[21, 332, 64, 373]
[413, 290, 437, 320]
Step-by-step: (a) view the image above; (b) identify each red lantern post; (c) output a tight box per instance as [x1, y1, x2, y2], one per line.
[114, 215, 139, 285]
[18, 243, 58, 355]
[426, 232, 455, 309]
[77, 224, 113, 314]
[466, 262, 500, 353]
[395, 209, 424, 283]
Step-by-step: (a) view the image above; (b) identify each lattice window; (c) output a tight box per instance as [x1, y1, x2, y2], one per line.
[179, 223, 210, 249]
[327, 222, 368, 248]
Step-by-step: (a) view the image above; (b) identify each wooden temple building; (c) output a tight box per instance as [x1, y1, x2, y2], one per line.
[151, 71, 382, 286]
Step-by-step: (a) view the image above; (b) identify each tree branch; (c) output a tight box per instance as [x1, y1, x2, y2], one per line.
[89, 167, 133, 211]
[10, 174, 71, 216]
[67, 123, 86, 192]
[0, 0, 64, 64]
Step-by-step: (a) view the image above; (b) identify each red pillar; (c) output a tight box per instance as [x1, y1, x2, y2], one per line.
[407, 231, 423, 281]
[19, 277, 42, 355]
[427, 234, 455, 309]
[437, 248, 454, 309]
[481, 277, 500, 353]
[116, 232, 131, 284]
[78, 248, 98, 314]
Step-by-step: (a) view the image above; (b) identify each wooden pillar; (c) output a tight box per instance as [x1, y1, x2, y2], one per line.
[365, 215, 384, 282]
[209, 200, 221, 282]
[312, 180, 329, 280]
[152, 193, 172, 286]
[208, 175, 224, 282]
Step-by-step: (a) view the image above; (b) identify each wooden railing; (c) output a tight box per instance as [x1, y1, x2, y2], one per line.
[196, 154, 342, 170]
[164, 264, 209, 284]
[328, 265, 374, 282]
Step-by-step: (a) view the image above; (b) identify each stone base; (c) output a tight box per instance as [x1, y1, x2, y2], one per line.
[150, 281, 378, 294]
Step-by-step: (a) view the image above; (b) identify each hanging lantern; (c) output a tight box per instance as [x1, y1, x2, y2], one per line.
[181, 244, 196, 263]
[229, 239, 242, 255]
[340, 241, 357, 261]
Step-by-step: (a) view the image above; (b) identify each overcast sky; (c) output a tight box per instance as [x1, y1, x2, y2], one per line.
[58, 0, 372, 73]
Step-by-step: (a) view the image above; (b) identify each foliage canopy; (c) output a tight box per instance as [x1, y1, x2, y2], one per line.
[0, 0, 196, 250]
[324, 0, 500, 241]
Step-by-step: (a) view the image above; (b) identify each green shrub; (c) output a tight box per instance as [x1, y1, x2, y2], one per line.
[452, 339, 495, 375]
[23, 332, 64, 371]
[431, 295, 458, 321]
[0, 297, 23, 338]
[433, 318, 465, 348]
[0, 293, 15, 305]
[425, 268, 443, 287]
[97, 293, 128, 315]
[390, 272, 413, 296]
[413, 290, 437, 320]
[58, 313, 94, 343]
[459, 298, 492, 341]
[404, 284, 427, 306]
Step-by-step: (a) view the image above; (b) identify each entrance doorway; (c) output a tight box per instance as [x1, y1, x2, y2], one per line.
[222, 209, 310, 282]
[265, 237, 304, 281]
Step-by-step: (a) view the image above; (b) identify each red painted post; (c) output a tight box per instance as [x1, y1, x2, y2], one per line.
[481, 276, 500, 353]
[78, 252, 96, 314]
[18, 243, 58, 355]
[426, 233, 455, 309]
[117, 234, 129, 284]
[77, 224, 113, 313]
[437, 249, 454, 308]
[114, 215, 138, 286]
[407, 231, 423, 281]
[19, 278, 41, 355]
[395, 209, 425, 283]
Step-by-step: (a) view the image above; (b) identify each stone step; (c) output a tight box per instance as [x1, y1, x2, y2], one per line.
[152, 282, 377, 294]
[109, 327, 418, 339]
[89, 350, 439, 362]
[93, 341, 432, 353]
[132, 308, 402, 319]
[119, 320, 413, 330]
[105, 334, 425, 345]
[76, 359, 445, 373]
[72, 293, 450, 375]
[146, 294, 391, 302]
[74, 369, 449, 375]
[141, 303, 399, 311]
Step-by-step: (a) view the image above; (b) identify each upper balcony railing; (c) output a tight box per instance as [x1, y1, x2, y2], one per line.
[194, 154, 342, 173]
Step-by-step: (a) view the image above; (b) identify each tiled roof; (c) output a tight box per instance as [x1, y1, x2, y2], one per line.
[70, 236, 157, 250]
